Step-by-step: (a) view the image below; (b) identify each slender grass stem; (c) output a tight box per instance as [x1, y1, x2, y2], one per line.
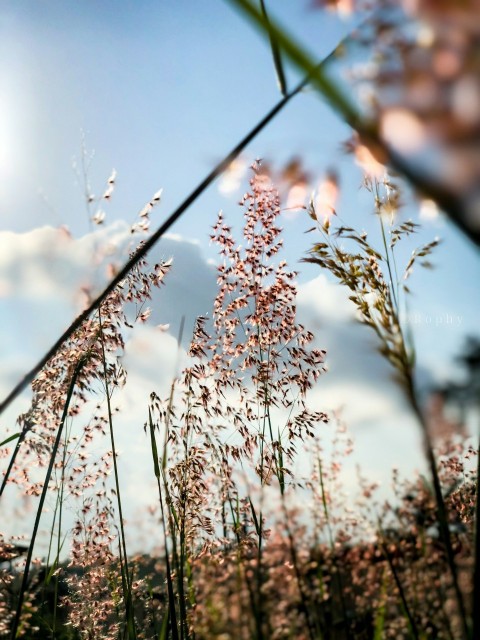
[407, 386, 470, 639]
[98, 308, 137, 640]
[471, 433, 480, 640]
[0, 430, 29, 498]
[51, 412, 70, 639]
[318, 456, 350, 637]
[377, 202, 399, 314]
[259, 0, 287, 97]
[10, 357, 86, 640]
[377, 522, 419, 640]
[280, 492, 322, 640]
[148, 409, 179, 640]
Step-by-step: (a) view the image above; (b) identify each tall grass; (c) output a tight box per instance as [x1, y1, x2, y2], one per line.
[1, 0, 479, 634]
[0, 163, 477, 640]
[305, 174, 470, 637]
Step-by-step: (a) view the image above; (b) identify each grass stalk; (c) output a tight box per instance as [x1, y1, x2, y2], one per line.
[10, 357, 86, 640]
[178, 491, 188, 640]
[0, 430, 29, 498]
[377, 522, 419, 640]
[471, 433, 480, 640]
[98, 308, 137, 640]
[148, 409, 179, 640]
[317, 455, 350, 636]
[407, 387, 470, 639]
[279, 492, 322, 640]
[50, 409, 70, 639]
[259, 0, 287, 96]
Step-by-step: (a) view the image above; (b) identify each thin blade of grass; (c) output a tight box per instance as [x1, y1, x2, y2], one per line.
[149, 408, 161, 479]
[99, 308, 137, 640]
[259, 0, 287, 96]
[44, 533, 67, 586]
[158, 608, 169, 640]
[277, 429, 285, 495]
[162, 316, 185, 472]
[226, 0, 361, 125]
[373, 567, 389, 640]
[0, 431, 27, 497]
[0, 433, 20, 448]
[378, 522, 419, 640]
[149, 408, 180, 640]
[248, 496, 262, 537]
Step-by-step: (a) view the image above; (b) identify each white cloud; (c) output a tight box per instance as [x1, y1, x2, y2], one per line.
[295, 273, 427, 489]
[0, 222, 133, 394]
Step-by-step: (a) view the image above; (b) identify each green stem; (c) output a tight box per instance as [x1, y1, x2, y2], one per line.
[378, 522, 419, 640]
[0, 429, 29, 497]
[376, 190, 399, 315]
[148, 409, 180, 640]
[51, 413, 70, 639]
[259, 0, 287, 96]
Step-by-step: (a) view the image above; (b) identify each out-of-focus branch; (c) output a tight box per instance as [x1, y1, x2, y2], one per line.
[226, 0, 480, 249]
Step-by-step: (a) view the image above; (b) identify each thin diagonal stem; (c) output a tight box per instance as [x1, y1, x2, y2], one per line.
[378, 534, 419, 640]
[0, 61, 318, 419]
[0, 429, 28, 497]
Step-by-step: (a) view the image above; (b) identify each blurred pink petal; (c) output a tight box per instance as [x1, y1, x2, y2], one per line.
[354, 143, 385, 179]
[218, 157, 248, 195]
[311, 0, 354, 17]
[314, 172, 339, 221]
[285, 182, 308, 211]
[381, 108, 426, 153]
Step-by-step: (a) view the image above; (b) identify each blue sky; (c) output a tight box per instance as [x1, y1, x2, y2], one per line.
[0, 1, 479, 540]
[1, 0, 477, 365]
[0, 1, 348, 236]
